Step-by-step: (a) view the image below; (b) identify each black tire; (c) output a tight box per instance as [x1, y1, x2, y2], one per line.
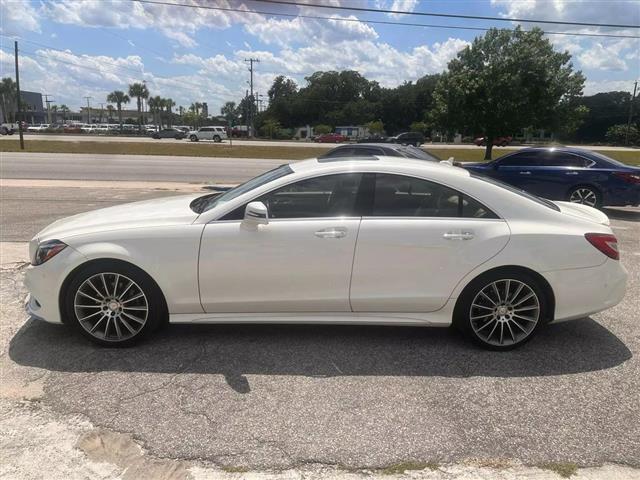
[213, 135, 221, 142]
[567, 185, 601, 209]
[62, 260, 167, 347]
[189, 134, 198, 142]
[453, 269, 548, 351]
[152, 134, 160, 139]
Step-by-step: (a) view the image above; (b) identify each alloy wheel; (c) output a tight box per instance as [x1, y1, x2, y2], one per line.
[74, 272, 149, 342]
[569, 188, 597, 207]
[469, 279, 540, 347]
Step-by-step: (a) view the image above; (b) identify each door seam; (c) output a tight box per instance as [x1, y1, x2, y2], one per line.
[347, 217, 363, 312]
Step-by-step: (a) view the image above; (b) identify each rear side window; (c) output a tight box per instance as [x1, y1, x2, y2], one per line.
[537, 153, 592, 167]
[371, 174, 498, 218]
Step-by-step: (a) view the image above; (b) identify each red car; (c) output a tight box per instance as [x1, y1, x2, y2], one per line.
[474, 135, 512, 147]
[314, 133, 347, 143]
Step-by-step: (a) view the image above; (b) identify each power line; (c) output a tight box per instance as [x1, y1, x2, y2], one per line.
[131, 0, 640, 39]
[255, 0, 640, 30]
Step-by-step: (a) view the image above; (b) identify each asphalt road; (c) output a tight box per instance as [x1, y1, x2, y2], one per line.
[3, 134, 638, 151]
[1, 183, 639, 472]
[1, 152, 286, 183]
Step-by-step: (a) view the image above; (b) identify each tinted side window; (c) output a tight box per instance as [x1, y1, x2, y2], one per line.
[224, 174, 363, 220]
[372, 174, 497, 219]
[498, 153, 540, 166]
[537, 154, 591, 167]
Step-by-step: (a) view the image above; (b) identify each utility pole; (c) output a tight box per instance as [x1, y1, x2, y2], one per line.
[626, 81, 638, 146]
[84, 96, 92, 124]
[99, 103, 105, 124]
[43, 94, 54, 124]
[244, 58, 259, 137]
[14, 41, 24, 149]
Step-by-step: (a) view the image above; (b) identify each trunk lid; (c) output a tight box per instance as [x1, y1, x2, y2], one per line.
[553, 201, 610, 226]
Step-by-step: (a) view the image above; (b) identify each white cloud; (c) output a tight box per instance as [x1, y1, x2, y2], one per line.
[0, 0, 41, 34]
[388, 0, 419, 18]
[584, 79, 638, 95]
[579, 43, 629, 71]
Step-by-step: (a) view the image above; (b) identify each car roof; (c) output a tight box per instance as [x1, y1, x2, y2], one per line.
[292, 155, 469, 178]
[513, 146, 594, 155]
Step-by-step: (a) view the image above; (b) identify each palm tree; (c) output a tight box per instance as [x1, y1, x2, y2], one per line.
[106, 90, 130, 129]
[128, 83, 149, 133]
[59, 104, 70, 122]
[0, 77, 17, 123]
[164, 98, 175, 127]
[106, 105, 115, 123]
[50, 104, 58, 123]
[148, 95, 163, 130]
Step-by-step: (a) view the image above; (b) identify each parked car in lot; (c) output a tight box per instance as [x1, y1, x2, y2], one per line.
[151, 128, 186, 139]
[389, 132, 425, 147]
[25, 156, 627, 350]
[474, 136, 513, 147]
[1, 123, 16, 135]
[464, 147, 640, 208]
[27, 124, 50, 132]
[188, 126, 228, 142]
[320, 143, 441, 161]
[314, 133, 347, 143]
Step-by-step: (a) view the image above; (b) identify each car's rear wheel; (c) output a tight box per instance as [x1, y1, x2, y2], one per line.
[189, 134, 198, 142]
[568, 186, 600, 208]
[454, 271, 546, 350]
[213, 135, 221, 142]
[63, 261, 167, 346]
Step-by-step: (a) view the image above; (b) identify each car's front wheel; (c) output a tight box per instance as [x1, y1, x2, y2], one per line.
[454, 270, 546, 350]
[63, 261, 167, 346]
[189, 135, 198, 142]
[568, 186, 600, 208]
[213, 135, 221, 142]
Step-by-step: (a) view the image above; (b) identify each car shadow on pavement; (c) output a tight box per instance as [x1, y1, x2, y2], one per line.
[9, 317, 632, 393]
[602, 207, 640, 222]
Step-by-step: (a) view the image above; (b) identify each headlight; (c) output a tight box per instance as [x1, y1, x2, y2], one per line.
[32, 240, 67, 266]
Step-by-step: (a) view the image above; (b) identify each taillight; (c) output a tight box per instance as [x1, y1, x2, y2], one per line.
[613, 172, 640, 184]
[585, 233, 619, 260]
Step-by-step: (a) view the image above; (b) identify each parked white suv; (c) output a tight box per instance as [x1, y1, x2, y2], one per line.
[188, 126, 227, 142]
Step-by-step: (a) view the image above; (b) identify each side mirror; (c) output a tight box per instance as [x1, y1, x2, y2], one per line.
[243, 201, 269, 226]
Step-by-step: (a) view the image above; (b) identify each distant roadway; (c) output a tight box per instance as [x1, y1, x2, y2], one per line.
[1, 152, 285, 183]
[2, 134, 638, 151]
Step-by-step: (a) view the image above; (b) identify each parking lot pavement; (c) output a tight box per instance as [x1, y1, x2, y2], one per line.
[1, 183, 639, 477]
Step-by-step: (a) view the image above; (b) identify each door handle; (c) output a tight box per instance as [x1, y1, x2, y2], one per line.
[565, 171, 579, 175]
[315, 227, 347, 239]
[519, 171, 531, 175]
[443, 231, 474, 240]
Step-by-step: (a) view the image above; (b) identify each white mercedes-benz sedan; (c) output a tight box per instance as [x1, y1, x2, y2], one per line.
[25, 156, 628, 350]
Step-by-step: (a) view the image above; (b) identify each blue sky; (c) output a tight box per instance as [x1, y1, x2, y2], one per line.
[0, 0, 638, 113]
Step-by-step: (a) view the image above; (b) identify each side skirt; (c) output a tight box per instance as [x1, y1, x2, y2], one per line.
[169, 299, 456, 326]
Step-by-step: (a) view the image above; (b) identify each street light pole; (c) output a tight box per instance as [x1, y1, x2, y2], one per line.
[84, 96, 92, 124]
[14, 40, 24, 150]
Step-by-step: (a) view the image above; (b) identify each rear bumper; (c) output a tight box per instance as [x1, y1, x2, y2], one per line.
[604, 186, 640, 207]
[543, 258, 628, 322]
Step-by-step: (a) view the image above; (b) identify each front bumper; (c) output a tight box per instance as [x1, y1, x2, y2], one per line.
[23, 246, 88, 324]
[543, 258, 628, 322]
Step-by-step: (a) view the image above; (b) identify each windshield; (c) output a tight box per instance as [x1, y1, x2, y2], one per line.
[192, 164, 293, 213]
[471, 173, 560, 211]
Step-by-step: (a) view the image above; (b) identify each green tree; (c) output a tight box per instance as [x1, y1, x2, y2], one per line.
[106, 104, 115, 123]
[59, 104, 70, 122]
[410, 121, 428, 134]
[164, 98, 175, 127]
[221, 101, 239, 125]
[572, 91, 638, 142]
[606, 124, 639, 146]
[365, 120, 385, 134]
[0, 77, 17, 123]
[314, 124, 332, 134]
[261, 118, 281, 139]
[107, 90, 130, 129]
[148, 95, 164, 129]
[432, 27, 585, 159]
[128, 83, 149, 132]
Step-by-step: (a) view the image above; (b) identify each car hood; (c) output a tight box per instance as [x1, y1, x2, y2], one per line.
[553, 201, 610, 226]
[35, 194, 202, 241]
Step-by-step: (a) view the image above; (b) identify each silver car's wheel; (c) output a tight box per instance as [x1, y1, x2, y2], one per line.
[569, 187, 598, 207]
[469, 279, 541, 347]
[73, 272, 149, 342]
